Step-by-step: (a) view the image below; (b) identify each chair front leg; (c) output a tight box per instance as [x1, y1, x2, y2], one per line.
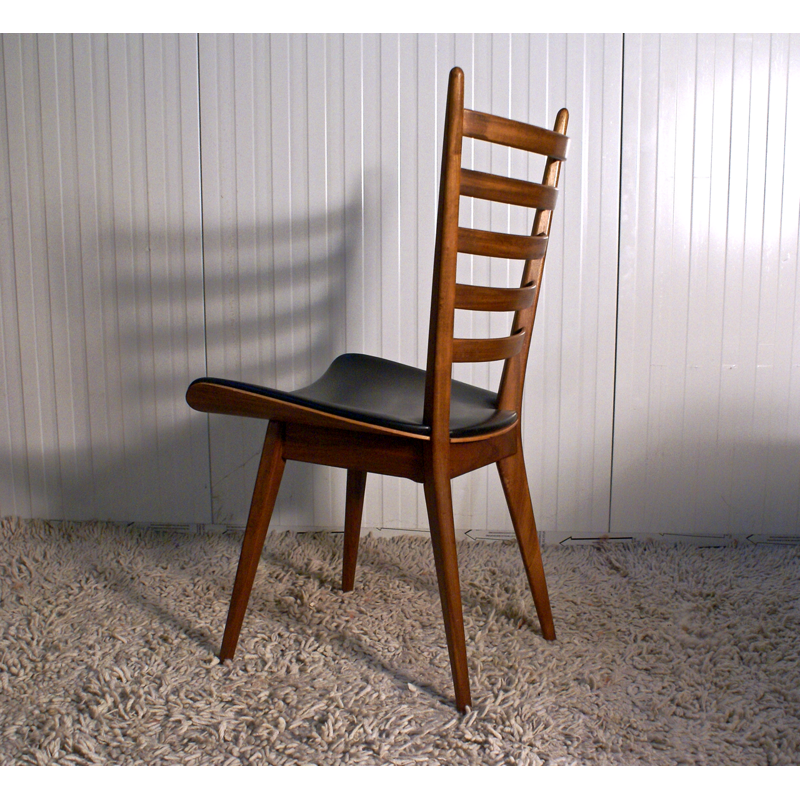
[219, 420, 287, 661]
[341, 469, 367, 592]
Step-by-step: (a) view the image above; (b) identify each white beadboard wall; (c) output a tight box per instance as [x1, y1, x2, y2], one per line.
[0, 33, 211, 523]
[613, 33, 800, 536]
[197, 33, 622, 532]
[4, 33, 797, 537]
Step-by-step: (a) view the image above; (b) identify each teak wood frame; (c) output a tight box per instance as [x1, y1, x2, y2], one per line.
[187, 67, 568, 712]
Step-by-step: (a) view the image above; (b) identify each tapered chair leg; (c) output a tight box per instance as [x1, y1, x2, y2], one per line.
[496, 439, 555, 640]
[219, 421, 287, 661]
[342, 470, 367, 592]
[423, 449, 472, 712]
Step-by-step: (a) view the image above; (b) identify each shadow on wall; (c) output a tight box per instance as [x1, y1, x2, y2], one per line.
[2, 196, 377, 527]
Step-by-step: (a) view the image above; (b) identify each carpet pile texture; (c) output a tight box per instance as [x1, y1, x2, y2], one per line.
[1, 517, 798, 765]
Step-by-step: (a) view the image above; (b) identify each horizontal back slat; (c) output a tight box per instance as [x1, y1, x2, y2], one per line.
[454, 283, 536, 312]
[425, 68, 567, 445]
[458, 228, 548, 261]
[460, 168, 558, 210]
[463, 108, 569, 159]
[452, 330, 526, 363]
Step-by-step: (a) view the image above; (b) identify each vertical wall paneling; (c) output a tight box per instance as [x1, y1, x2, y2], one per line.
[612, 34, 800, 536]
[4, 32, 799, 536]
[199, 33, 276, 527]
[3, 33, 621, 534]
[523, 34, 623, 535]
[377, 33, 401, 529]
[200, 34, 338, 528]
[0, 33, 621, 531]
[195, 33, 621, 531]
[1, 34, 47, 518]
[0, 33, 210, 522]
[0, 36, 29, 516]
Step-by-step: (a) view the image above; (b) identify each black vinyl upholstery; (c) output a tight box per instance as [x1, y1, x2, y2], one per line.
[189, 353, 516, 438]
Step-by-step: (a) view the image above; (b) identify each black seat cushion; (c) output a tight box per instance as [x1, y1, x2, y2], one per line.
[192, 353, 517, 438]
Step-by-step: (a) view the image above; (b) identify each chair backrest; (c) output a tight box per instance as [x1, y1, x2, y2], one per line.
[423, 66, 569, 441]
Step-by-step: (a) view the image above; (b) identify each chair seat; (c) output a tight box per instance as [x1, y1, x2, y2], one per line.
[189, 353, 517, 438]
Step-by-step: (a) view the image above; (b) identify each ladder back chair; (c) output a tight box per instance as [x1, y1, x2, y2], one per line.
[186, 66, 569, 712]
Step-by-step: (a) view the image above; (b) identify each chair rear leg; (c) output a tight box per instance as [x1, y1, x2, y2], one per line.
[219, 421, 287, 661]
[423, 451, 472, 712]
[496, 441, 556, 641]
[341, 470, 367, 592]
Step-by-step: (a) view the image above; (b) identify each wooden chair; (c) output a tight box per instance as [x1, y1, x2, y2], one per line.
[186, 66, 568, 712]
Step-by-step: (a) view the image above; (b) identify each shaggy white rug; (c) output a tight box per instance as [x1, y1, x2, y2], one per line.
[1, 518, 798, 765]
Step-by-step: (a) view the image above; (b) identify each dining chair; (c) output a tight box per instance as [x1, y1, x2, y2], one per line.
[186, 66, 569, 712]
